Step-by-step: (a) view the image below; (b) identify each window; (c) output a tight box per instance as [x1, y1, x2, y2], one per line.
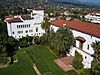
[21, 25, 23, 28]
[27, 25, 28, 28]
[85, 56, 87, 59]
[26, 30, 28, 33]
[36, 27, 38, 32]
[34, 23, 41, 25]
[29, 24, 30, 27]
[19, 25, 20, 28]
[17, 25, 18, 28]
[17, 31, 23, 34]
[23, 25, 24, 28]
[29, 30, 33, 32]
[12, 32, 14, 34]
[25, 25, 26, 28]
[87, 44, 89, 50]
[91, 36, 92, 39]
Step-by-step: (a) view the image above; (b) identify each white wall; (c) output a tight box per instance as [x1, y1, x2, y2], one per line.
[9, 19, 45, 39]
[72, 30, 100, 54]
[6, 9, 45, 39]
[50, 25, 59, 32]
[7, 22, 12, 36]
[32, 10, 44, 23]
[85, 14, 100, 23]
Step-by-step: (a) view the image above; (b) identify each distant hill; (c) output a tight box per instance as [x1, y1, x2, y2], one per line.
[49, 0, 100, 6]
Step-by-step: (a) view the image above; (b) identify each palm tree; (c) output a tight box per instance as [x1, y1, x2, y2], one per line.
[41, 18, 50, 34]
[53, 26, 75, 57]
[91, 41, 100, 63]
[91, 41, 100, 75]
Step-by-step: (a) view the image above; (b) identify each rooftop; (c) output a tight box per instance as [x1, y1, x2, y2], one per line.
[50, 20, 100, 38]
[33, 7, 44, 10]
[89, 12, 100, 16]
[5, 15, 33, 23]
[5, 18, 23, 23]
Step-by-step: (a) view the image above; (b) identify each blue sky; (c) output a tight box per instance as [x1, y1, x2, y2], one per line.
[77, 0, 100, 3]
[55, 0, 100, 5]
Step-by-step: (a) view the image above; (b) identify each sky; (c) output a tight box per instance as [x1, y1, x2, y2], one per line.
[57, 0, 100, 4]
[77, 0, 100, 4]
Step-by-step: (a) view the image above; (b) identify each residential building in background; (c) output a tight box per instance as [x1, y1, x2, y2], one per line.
[85, 12, 100, 23]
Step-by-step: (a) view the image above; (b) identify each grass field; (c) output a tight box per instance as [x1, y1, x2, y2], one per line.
[27, 45, 78, 75]
[0, 45, 78, 75]
[0, 48, 37, 75]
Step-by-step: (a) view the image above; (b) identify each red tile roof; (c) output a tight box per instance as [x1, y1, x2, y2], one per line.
[33, 7, 44, 10]
[5, 16, 14, 19]
[5, 15, 34, 23]
[21, 15, 32, 20]
[50, 20, 100, 38]
[76, 36, 86, 43]
[5, 18, 23, 23]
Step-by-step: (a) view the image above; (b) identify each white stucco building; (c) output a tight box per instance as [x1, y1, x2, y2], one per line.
[85, 12, 100, 23]
[4, 7, 45, 40]
[50, 20, 100, 68]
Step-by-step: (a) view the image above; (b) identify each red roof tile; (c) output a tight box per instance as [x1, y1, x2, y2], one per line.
[76, 36, 86, 43]
[21, 15, 32, 20]
[50, 20, 100, 38]
[5, 18, 23, 23]
[5, 16, 14, 19]
[33, 7, 44, 10]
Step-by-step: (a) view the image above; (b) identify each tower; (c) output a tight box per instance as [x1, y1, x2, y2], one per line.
[32, 7, 44, 23]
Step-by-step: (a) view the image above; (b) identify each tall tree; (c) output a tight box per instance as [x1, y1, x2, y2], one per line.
[53, 26, 75, 57]
[6, 36, 18, 56]
[0, 20, 7, 34]
[91, 41, 100, 75]
[41, 18, 50, 34]
[72, 52, 83, 74]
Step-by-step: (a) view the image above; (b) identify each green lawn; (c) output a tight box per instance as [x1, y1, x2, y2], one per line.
[0, 48, 37, 75]
[27, 45, 78, 75]
[0, 45, 78, 75]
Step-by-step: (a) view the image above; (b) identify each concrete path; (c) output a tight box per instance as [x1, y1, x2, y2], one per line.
[33, 64, 41, 75]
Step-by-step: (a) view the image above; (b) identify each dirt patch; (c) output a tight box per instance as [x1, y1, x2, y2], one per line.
[54, 56, 74, 72]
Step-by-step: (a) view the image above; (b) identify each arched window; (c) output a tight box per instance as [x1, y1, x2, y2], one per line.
[36, 27, 38, 32]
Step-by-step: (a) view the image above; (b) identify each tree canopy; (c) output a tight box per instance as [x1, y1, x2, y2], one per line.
[53, 26, 75, 56]
[91, 41, 100, 75]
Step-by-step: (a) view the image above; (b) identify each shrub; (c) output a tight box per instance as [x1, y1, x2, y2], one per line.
[34, 36, 40, 45]
[79, 68, 93, 75]
[72, 52, 83, 70]
[19, 36, 33, 48]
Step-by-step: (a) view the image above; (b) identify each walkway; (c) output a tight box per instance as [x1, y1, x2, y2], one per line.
[33, 64, 41, 75]
[54, 56, 74, 72]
